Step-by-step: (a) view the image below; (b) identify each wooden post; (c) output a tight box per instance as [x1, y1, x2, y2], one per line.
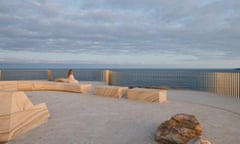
[103, 70, 112, 85]
[237, 73, 240, 99]
[48, 70, 52, 81]
[0, 70, 1, 81]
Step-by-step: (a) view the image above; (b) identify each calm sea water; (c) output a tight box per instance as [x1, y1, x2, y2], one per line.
[112, 69, 239, 89]
[1, 68, 238, 89]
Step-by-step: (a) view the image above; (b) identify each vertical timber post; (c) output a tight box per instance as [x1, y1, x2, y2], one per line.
[104, 70, 112, 85]
[48, 70, 52, 81]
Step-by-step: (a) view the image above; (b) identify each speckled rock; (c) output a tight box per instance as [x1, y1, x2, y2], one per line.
[156, 113, 202, 144]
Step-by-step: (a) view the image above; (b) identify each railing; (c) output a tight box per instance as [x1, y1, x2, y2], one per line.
[0, 69, 239, 98]
[206, 72, 240, 98]
[0, 69, 106, 82]
[50, 69, 105, 81]
[111, 69, 240, 98]
[0, 69, 48, 80]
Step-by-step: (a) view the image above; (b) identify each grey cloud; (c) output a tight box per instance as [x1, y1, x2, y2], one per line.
[0, 0, 240, 64]
[30, 1, 62, 17]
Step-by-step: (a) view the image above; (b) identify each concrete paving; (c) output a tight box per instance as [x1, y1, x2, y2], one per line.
[4, 87, 240, 144]
[168, 89, 240, 115]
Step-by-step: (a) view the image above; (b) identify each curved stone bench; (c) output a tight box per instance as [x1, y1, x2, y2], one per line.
[0, 81, 92, 93]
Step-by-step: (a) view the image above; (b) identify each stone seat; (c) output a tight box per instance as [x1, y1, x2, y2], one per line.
[0, 91, 50, 142]
[95, 86, 128, 98]
[0, 81, 92, 93]
[127, 88, 167, 103]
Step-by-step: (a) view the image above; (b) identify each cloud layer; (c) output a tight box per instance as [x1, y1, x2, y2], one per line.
[0, 0, 240, 68]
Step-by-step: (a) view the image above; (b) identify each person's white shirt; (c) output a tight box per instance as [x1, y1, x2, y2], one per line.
[68, 74, 78, 84]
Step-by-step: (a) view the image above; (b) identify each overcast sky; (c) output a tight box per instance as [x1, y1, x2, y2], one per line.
[0, 0, 239, 68]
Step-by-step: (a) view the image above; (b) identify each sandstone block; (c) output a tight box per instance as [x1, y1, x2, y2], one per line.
[0, 91, 50, 142]
[128, 88, 167, 103]
[95, 86, 128, 98]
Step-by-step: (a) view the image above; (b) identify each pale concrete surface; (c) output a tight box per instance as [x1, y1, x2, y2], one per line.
[5, 89, 240, 144]
[168, 89, 240, 114]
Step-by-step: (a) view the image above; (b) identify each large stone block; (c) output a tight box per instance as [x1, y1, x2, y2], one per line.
[95, 86, 128, 98]
[127, 88, 167, 103]
[0, 91, 50, 142]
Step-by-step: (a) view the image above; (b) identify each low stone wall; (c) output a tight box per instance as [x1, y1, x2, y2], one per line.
[94, 86, 168, 102]
[128, 88, 167, 103]
[0, 81, 92, 93]
[95, 86, 128, 98]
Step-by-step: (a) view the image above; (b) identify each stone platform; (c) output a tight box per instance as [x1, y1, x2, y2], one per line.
[127, 88, 167, 103]
[95, 86, 128, 98]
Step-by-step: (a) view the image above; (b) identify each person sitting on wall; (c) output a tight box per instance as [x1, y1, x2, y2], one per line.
[67, 69, 78, 83]
[55, 69, 79, 84]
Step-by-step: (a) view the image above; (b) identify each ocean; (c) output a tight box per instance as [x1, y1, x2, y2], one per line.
[0, 68, 240, 90]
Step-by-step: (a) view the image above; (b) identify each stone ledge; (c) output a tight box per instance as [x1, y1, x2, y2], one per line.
[95, 86, 128, 98]
[128, 88, 167, 103]
[0, 81, 92, 93]
[0, 91, 50, 142]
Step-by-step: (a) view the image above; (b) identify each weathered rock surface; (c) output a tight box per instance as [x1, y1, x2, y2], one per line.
[155, 113, 202, 144]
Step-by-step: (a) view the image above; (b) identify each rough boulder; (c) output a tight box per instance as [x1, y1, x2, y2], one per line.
[155, 113, 202, 144]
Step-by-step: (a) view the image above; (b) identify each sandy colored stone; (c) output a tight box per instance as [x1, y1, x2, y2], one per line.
[128, 88, 167, 103]
[95, 86, 128, 98]
[0, 91, 50, 142]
